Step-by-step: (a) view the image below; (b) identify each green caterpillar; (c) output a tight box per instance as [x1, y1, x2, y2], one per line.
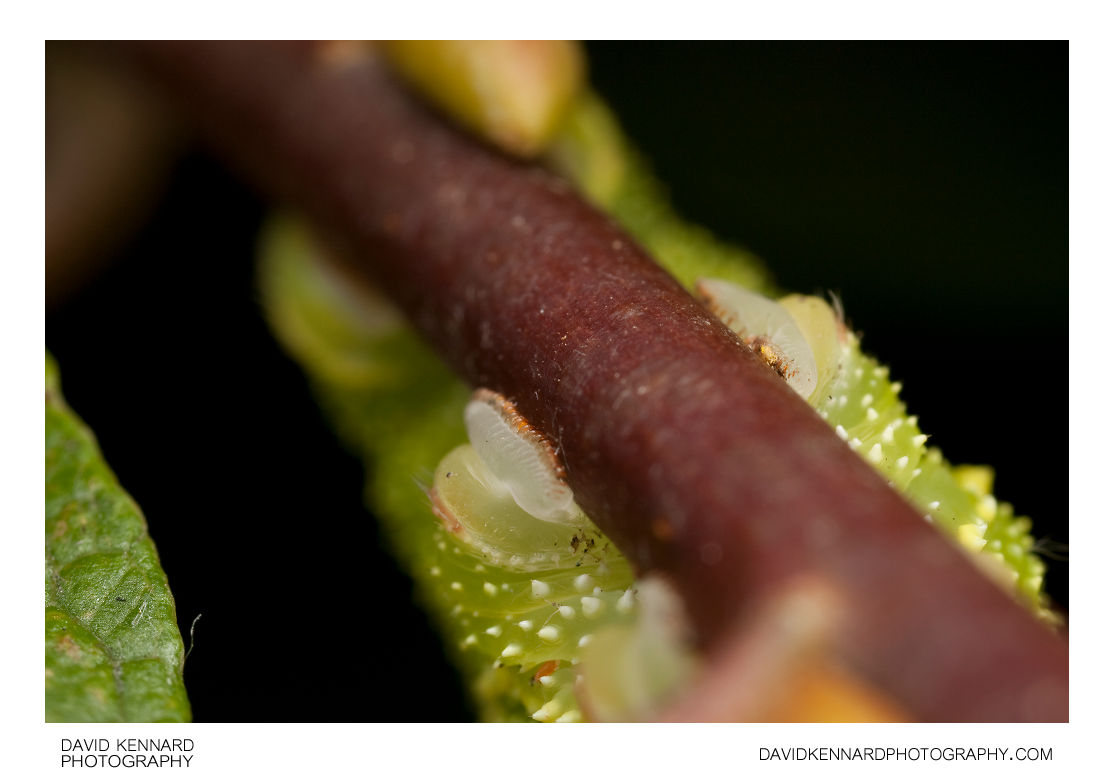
[258, 91, 1052, 721]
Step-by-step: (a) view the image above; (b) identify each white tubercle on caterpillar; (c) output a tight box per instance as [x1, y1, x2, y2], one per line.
[695, 278, 819, 401]
[464, 389, 582, 524]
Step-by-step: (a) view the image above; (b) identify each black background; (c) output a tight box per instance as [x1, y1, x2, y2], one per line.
[46, 42, 1066, 722]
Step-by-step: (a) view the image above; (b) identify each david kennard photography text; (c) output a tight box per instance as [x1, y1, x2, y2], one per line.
[60, 738, 194, 768]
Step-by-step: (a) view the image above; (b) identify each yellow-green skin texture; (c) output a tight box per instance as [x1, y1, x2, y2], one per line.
[45, 354, 190, 722]
[258, 93, 1052, 721]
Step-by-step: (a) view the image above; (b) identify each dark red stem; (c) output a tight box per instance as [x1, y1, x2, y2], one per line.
[130, 41, 1067, 721]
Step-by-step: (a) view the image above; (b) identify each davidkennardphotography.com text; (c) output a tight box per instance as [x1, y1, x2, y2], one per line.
[759, 747, 1053, 762]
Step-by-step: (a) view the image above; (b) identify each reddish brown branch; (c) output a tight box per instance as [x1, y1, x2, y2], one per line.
[130, 41, 1066, 721]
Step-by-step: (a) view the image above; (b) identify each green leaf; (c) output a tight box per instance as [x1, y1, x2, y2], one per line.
[45, 353, 190, 722]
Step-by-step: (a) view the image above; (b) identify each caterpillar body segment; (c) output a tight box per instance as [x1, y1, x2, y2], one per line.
[426, 389, 700, 721]
[812, 333, 926, 493]
[692, 276, 1050, 613]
